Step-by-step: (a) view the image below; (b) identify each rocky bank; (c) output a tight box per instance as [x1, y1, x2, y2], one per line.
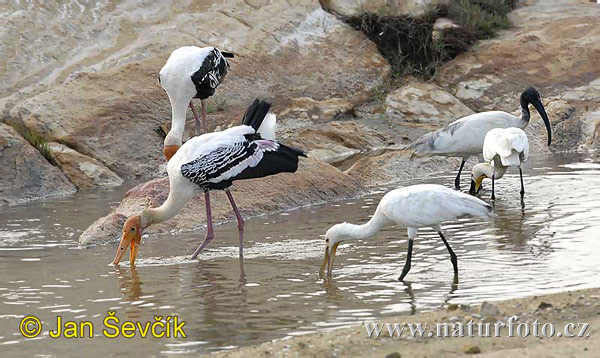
[0, 0, 599, 245]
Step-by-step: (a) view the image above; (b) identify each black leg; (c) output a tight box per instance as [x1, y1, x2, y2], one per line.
[491, 174, 496, 201]
[455, 159, 466, 190]
[439, 232, 458, 276]
[519, 167, 525, 199]
[398, 239, 414, 281]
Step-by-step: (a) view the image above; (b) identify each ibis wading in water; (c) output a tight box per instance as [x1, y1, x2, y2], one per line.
[469, 127, 530, 200]
[408, 87, 551, 190]
[113, 99, 306, 265]
[320, 184, 495, 281]
[159, 46, 234, 160]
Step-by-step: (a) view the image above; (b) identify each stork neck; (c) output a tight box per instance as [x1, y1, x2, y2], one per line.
[343, 211, 387, 240]
[165, 96, 189, 146]
[141, 190, 189, 228]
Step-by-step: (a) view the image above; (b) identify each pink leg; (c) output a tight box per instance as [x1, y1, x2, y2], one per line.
[225, 190, 244, 258]
[191, 192, 214, 260]
[189, 100, 208, 135]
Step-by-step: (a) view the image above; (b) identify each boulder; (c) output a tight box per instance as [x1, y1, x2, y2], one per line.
[0, 123, 76, 205]
[47, 142, 123, 189]
[385, 82, 474, 127]
[4, 0, 390, 182]
[79, 158, 364, 246]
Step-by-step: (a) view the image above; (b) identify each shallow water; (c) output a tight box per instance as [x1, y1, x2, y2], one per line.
[1, 153, 599, 356]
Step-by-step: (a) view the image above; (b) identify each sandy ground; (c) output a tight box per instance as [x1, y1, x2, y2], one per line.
[210, 287, 599, 357]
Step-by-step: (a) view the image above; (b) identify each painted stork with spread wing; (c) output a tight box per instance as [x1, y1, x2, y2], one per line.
[321, 184, 495, 281]
[113, 99, 306, 265]
[159, 46, 234, 160]
[469, 127, 529, 201]
[408, 87, 551, 190]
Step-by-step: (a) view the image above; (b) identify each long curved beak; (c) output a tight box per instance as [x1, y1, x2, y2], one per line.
[531, 97, 551, 146]
[113, 233, 141, 265]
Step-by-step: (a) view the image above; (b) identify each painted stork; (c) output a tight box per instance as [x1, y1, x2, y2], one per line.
[469, 127, 529, 200]
[320, 184, 495, 281]
[159, 46, 234, 161]
[113, 99, 306, 265]
[408, 87, 551, 190]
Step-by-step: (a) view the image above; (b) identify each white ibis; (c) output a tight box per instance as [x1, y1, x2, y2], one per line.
[113, 99, 305, 265]
[159, 46, 234, 160]
[408, 87, 550, 190]
[320, 184, 495, 281]
[469, 127, 529, 200]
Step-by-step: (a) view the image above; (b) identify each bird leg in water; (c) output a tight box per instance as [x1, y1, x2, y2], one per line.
[225, 189, 245, 258]
[455, 159, 466, 190]
[519, 167, 525, 199]
[398, 239, 414, 281]
[491, 174, 496, 201]
[438, 232, 458, 277]
[191, 192, 214, 260]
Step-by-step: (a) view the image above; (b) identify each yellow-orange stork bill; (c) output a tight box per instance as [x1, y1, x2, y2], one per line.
[112, 216, 142, 265]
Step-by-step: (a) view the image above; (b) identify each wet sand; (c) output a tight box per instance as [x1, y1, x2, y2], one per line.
[212, 287, 599, 357]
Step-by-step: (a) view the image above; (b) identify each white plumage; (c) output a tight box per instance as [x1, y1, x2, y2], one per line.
[159, 46, 232, 159]
[113, 100, 305, 265]
[470, 127, 530, 200]
[409, 88, 550, 189]
[321, 184, 495, 280]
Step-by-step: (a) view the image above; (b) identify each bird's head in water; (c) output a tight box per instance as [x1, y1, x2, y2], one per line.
[469, 163, 490, 195]
[319, 223, 351, 277]
[163, 145, 180, 161]
[113, 216, 143, 266]
[520, 87, 552, 146]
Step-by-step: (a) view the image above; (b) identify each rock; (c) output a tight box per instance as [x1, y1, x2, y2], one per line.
[537, 301, 553, 310]
[4, 1, 390, 182]
[385, 82, 474, 127]
[345, 150, 463, 187]
[385, 353, 402, 358]
[480, 301, 500, 316]
[79, 158, 364, 246]
[434, 1, 600, 152]
[47, 142, 123, 189]
[321, 0, 449, 17]
[464, 345, 481, 354]
[0, 123, 76, 205]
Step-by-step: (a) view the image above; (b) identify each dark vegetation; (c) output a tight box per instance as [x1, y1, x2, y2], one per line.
[11, 123, 56, 165]
[345, 0, 515, 80]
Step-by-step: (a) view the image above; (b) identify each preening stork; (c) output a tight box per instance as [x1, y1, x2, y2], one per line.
[408, 87, 551, 190]
[159, 46, 234, 160]
[469, 127, 529, 201]
[320, 184, 495, 281]
[113, 99, 306, 265]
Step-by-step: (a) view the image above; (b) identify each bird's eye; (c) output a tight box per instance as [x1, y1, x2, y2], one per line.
[325, 239, 329, 243]
[131, 227, 135, 232]
[120, 248, 124, 251]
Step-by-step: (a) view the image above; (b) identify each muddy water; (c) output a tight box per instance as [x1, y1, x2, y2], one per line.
[0, 153, 599, 356]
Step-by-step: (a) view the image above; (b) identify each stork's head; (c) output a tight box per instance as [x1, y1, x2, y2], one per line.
[520, 87, 552, 146]
[163, 145, 180, 161]
[469, 163, 492, 195]
[113, 215, 143, 266]
[319, 223, 350, 277]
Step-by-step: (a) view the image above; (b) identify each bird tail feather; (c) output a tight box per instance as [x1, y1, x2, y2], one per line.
[242, 99, 272, 132]
[458, 194, 496, 220]
[500, 151, 521, 167]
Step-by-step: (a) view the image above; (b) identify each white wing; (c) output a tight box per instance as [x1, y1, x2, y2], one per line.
[409, 111, 520, 157]
[483, 127, 529, 166]
[379, 184, 494, 228]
